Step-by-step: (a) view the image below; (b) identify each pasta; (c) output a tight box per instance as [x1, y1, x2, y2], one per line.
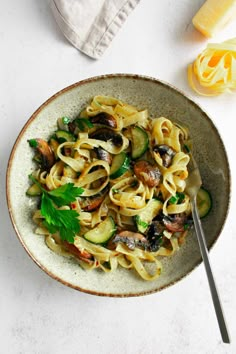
[27, 96, 194, 281]
[188, 38, 236, 96]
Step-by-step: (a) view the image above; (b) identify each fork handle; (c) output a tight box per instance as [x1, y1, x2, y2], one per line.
[192, 197, 230, 343]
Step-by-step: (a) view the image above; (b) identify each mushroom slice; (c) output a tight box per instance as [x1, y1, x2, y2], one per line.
[146, 221, 165, 251]
[133, 160, 161, 187]
[113, 230, 148, 250]
[90, 128, 123, 147]
[79, 186, 109, 212]
[68, 120, 77, 134]
[63, 241, 93, 264]
[90, 112, 117, 129]
[162, 213, 188, 232]
[28, 138, 55, 170]
[93, 147, 112, 165]
[153, 144, 176, 167]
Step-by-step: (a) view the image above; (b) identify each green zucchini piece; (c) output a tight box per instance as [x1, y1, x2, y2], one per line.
[131, 126, 149, 159]
[26, 183, 42, 196]
[84, 216, 116, 244]
[54, 130, 76, 143]
[134, 199, 163, 233]
[110, 152, 130, 179]
[197, 187, 212, 218]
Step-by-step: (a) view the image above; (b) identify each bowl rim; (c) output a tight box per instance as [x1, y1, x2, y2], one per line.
[6, 73, 231, 297]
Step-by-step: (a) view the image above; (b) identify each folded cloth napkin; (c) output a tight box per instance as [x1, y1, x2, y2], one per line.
[51, 0, 141, 59]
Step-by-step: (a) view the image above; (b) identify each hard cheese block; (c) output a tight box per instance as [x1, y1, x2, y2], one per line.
[192, 0, 236, 37]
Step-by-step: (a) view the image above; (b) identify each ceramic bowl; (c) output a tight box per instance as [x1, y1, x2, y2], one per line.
[6, 74, 230, 296]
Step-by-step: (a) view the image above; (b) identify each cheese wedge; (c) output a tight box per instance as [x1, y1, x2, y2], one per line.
[192, 0, 236, 37]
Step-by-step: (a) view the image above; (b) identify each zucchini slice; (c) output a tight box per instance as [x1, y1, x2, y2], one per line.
[131, 126, 149, 159]
[26, 183, 42, 196]
[54, 130, 76, 143]
[84, 216, 116, 244]
[197, 187, 212, 218]
[110, 152, 130, 179]
[134, 199, 163, 233]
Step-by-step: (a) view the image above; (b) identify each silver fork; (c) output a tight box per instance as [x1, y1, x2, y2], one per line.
[185, 153, 230, 344]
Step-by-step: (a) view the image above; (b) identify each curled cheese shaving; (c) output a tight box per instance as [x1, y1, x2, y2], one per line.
[188, 38, 236, 96]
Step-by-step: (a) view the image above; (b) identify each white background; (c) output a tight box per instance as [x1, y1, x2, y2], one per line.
[1, 1, 236, 353]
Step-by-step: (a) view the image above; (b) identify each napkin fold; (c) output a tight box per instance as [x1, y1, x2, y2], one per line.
[51, 0, 141, 59]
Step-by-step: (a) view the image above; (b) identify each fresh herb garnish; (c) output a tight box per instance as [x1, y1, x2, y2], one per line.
[28, 175, 84, 243]
[61, 116, 71, 125]
[169, 192, 185, 204]
[28, 139, 38, 148]
[168, 195, 178, 204]
[75, 118, 94, 131]
[46, 183, 84, 207]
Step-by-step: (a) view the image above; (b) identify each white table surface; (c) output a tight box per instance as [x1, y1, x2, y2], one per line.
[1, 1, 236, 353]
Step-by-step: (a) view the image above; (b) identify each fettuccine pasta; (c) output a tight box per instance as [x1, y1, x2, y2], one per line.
[27, 95, 194, 281]
[188, 38, 236, 96]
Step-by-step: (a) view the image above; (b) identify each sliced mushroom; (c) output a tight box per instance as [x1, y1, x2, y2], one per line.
[133, 160, 161, 187]
[146, 220, 165, 251]
[79, 186, 109, 212]
[63, 241, 93, 264]
[90, 128, 123, 147]
[162, 213, 188, 232]
[89, 112, 117, 129]
[28, 138, 55, 170]
[92, 147, 112, 165]
[68, 120, 77, 134]
[113, 230, 149, 250]
[153, 144, 176, 167]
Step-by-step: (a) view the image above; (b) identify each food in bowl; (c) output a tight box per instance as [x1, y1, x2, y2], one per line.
[26, 95, 211, 281]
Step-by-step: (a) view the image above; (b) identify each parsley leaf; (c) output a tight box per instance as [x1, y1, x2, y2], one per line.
[28, 175, 84, 243]
[169, 192, 185, 205]
[48, 183, 84, 207]
[41, 191, 82, 243]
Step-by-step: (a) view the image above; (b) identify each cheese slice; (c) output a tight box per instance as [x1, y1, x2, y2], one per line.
[192, 0, 236, 37]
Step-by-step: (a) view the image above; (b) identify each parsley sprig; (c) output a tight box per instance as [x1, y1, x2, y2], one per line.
[29, 175, 84, 243]
[169, 192, 185, 205]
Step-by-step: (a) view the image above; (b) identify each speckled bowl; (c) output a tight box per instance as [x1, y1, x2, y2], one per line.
[6, 74, 230, 297]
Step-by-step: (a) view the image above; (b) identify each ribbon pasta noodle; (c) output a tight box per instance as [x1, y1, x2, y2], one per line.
[188, 38, 236, 96]
[28, 95, 194, 281]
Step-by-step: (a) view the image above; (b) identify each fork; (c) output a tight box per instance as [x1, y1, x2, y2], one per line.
[185, 153, 230, 344]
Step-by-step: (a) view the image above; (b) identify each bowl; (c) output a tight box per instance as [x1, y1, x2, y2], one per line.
[6, 74, 230, 296]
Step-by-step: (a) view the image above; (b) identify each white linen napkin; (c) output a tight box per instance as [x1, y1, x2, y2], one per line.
[51, 0, 141, 59]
